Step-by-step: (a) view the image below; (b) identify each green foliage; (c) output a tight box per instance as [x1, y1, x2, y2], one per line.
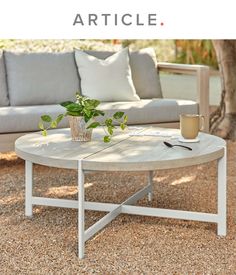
[2, 39, 217, 68]
[56, 114, 64, 124]
[174, 40, 218, 69]
[41, 115, 52, 123]
[103, 136, 111, 143]
[38, 121, 44, 130]
[113, 112, 124, 120]
[38, 113, 65, 135]
[87, 122, 101, 129]
[42, 130, 47, 136]
[120, 123, 126, 130]
[62, 94, 105, 123]
[86, 110, 126, 142]
[38, 93, 128, 142]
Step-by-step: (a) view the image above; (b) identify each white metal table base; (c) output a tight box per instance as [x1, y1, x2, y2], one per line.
[25, 149, 226, 259]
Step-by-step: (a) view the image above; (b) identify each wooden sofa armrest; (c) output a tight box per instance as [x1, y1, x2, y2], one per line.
[157, 62, 210, 132]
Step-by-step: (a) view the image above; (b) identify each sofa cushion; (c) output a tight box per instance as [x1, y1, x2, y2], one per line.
[0, 105, 69, 133]
[0, 99, 198, 133]
[4, 51, 80, 106]
[0, 52, 9, 106]
[75, 48, 140, 101]
[98, 99, 198, 125]
[84, 48, 162, 99]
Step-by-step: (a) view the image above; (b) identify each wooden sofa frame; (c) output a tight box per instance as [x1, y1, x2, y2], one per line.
[0, 62, 209, 153]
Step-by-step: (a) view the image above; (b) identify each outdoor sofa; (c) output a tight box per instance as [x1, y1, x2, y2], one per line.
[0, 48, 209, 152]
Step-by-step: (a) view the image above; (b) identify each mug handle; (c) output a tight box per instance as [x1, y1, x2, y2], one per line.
[199, 115, 205, 131]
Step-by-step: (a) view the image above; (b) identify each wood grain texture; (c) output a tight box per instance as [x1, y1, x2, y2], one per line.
[15, 127, 225, 171]
[15, 128, 131, 169]
[1, 123, 179, 152]
[158, 62, 210, 132]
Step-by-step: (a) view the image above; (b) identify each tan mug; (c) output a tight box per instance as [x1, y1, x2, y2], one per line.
[180, 114, 205, 139]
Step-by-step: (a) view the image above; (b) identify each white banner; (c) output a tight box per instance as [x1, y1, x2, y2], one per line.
[0, 0, 234, 38]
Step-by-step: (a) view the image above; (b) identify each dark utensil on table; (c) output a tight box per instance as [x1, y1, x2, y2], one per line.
[163, 141, 192, 151]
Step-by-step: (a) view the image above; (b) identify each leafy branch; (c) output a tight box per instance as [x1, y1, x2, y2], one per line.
[38, 114, 65, 136]
[87, 111, 128, 142]
[39, 94, 128, 142]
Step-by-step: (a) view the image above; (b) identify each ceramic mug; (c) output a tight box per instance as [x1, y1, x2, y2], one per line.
[180, 114, 205, 139]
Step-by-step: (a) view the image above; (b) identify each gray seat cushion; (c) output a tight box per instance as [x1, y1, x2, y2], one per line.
[0, 52, 9, 106]
[98, 99, 198, 125]
[0, 105, 69, 133]
[84, 48, 162, 99]
[4, 51, 80, 106]
[0, 99, 198, 133]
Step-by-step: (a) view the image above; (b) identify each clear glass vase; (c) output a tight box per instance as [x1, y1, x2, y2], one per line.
[68, 116, 93, 141]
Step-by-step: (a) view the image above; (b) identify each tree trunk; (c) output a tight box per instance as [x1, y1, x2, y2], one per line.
[211, 40, 236, 139]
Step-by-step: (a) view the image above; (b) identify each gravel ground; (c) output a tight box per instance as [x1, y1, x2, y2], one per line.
[0, 142, 236, 274]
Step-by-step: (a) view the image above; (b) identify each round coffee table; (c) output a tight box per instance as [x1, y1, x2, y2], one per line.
[15, 127, 227, 259]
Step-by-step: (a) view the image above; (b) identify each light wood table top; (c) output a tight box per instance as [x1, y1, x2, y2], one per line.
[15, 127, 226, 171]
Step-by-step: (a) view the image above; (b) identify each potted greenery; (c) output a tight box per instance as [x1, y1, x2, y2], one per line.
[38, 93, 128, 142]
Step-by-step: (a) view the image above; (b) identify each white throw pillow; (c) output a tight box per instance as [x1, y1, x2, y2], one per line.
[74, 48, 140, 102]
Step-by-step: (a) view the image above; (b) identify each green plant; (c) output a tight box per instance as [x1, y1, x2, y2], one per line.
[174, 40, 218, 69]
[39, 93, 128, 142]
